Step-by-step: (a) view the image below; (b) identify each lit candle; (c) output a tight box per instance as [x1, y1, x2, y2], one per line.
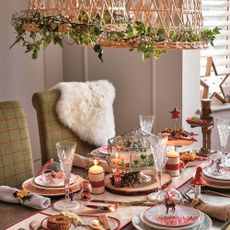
[165, 151, 180, 177]
[88, 160, 105, 194]
[167, 151, 179, 158]
[112, 152, 120, 166]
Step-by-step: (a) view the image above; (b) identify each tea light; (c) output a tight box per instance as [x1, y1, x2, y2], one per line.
[112, 152, 120, 166]
[165, 150, 180, 177]
[88, 160, 105, 194]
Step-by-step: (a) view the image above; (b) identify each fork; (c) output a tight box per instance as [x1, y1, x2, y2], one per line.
[86, 204, 118, 212]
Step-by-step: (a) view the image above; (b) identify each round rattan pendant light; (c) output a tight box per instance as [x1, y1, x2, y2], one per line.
[11, 0, 220, 60]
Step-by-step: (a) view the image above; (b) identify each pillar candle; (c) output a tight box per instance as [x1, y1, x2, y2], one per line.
[88, 161, 105, 195]
[165, 151, 180, 177]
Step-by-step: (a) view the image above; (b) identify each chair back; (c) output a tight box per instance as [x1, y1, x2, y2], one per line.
[0, 101, 34, 187]
[32, 89, 95, 164]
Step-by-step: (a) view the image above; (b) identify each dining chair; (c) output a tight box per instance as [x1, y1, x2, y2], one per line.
[32, 89, 96, 164]
[0, 101, 34, 187]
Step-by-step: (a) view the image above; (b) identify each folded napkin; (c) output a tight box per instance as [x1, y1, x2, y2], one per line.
[196, 203, 230, 221]
[0, 186, 51, 210]
[73, 154, 112, 173]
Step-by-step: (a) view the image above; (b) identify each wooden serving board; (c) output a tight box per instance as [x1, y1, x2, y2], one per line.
[167, 139, 196, 146]
[105, 170, 171, 196]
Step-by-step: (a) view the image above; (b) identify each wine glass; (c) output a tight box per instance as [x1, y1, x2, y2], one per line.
[216, 117, 230, 166]
[139, 115, 155, 133]
[53, 141, 80, 211]
[147, 133, 168, 201]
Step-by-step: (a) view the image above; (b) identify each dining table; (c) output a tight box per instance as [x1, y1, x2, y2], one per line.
[0, 162, 229, 230]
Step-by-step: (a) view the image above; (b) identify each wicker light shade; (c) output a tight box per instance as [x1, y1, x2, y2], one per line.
[22, 0, 204, 49]
[11, 0, 219, 60]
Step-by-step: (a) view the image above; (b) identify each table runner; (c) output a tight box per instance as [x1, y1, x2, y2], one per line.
[3, 168, 196, 229]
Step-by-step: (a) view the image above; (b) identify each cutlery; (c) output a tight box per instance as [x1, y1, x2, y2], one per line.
[86, 204, 118, 212]
[90, 199, 148, 205]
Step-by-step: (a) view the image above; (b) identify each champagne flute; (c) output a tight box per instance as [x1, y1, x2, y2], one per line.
[216, 117, 230, 167]
[139, 115, 155, 133]
[53, 141, 80, 211]
[147, 133, 168, 201]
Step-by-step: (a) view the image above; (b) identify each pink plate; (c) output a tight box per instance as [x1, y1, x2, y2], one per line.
[34, 174, 79, 188]
[97, 146, 110, 154]
[144, 205, 200, 227]
[22, 177, 83, 196]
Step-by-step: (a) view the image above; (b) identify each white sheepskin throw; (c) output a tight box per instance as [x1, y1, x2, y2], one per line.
[53, 80, 116, 147]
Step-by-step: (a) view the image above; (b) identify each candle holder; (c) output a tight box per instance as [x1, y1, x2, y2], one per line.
[107, 129, 154, 183]
[88, 160, 105, 195]
[186, 99, 214, 156]
[165, 151, 180, 177]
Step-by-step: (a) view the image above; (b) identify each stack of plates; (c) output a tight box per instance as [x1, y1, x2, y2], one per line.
[22, 174, 83, 196]
[203, 165, 230, 190]
[132, 205, 212, 230]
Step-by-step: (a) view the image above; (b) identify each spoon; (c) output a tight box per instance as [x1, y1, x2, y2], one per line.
[86, 204, 118, 212]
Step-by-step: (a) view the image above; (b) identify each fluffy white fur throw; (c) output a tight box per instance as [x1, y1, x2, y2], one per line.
[53, 80, 116, 147]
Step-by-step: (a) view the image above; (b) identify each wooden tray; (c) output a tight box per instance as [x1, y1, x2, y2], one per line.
[105, 170, 171, 196]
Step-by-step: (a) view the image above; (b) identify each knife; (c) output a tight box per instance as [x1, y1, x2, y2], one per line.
[90, 199, 153, 206]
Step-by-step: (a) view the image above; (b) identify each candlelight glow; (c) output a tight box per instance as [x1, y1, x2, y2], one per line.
[94, 159, 98, 166]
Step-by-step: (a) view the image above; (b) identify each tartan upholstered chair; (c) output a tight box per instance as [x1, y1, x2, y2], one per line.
[32, 89, 96, 164]
[0, 101, 34, 187]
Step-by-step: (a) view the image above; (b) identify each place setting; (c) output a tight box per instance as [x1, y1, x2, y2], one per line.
[132, 186, 212, 230]
[201, 117, 230, 190]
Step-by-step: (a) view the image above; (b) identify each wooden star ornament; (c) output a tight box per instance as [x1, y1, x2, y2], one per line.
[170, 107, 181, 119]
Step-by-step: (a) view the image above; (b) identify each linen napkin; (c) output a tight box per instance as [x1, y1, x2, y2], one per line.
[196, 203, 230, 221]
[0, 186, 51, 210]
[73, 154, 112, 173]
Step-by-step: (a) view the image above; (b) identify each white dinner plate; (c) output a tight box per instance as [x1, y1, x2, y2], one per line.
[203, 166, 230, 181]
[140, 210, 204, 230]
[34, 173, 79, 188]
[143, 205, 200, 228]
[132, 212, 212, 230]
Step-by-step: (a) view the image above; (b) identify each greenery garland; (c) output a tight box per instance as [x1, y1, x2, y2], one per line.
[10, 11, 220, 62]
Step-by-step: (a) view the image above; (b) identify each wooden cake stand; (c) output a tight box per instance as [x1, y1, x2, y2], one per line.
[167, 139, 196, 147]
[105, 169, 171, 196]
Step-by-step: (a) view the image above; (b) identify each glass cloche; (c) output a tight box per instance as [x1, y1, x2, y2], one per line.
[35, 160, 64, 186]
[107, 129, 154, 170]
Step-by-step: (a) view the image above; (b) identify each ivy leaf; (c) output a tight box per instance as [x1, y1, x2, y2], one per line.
[94, 44, 103, 63]
[53, 34, 63, 47]
[9, 36, 22, 49]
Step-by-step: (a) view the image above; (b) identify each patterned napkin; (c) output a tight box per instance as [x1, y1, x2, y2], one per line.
[178, 178, 230, 222]
[0, 186, 51, 210]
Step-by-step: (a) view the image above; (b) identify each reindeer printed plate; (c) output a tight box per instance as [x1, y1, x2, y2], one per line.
[143, 205, 200, 227]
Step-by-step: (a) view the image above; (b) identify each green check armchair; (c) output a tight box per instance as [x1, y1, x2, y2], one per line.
[0, 101, 34, 187]
[32, 89, 96, 164]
